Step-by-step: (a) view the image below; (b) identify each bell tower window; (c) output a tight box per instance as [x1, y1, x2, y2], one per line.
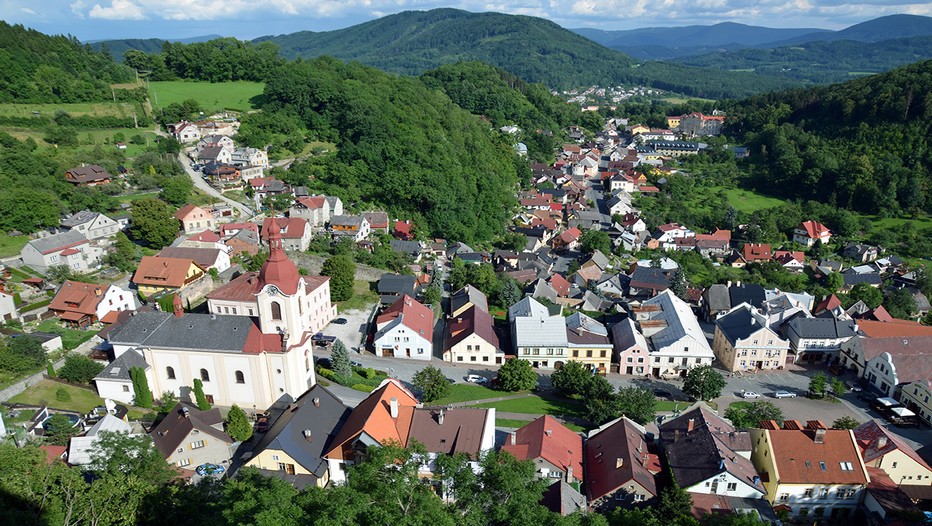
[271, 301, 282, 320]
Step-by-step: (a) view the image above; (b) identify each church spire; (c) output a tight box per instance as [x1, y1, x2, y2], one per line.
[258, 217, 300, 295]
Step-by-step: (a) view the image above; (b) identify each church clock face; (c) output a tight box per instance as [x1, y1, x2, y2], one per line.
[267, 285, 281, 296]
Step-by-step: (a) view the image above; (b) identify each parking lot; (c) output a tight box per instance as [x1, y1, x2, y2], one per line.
[320, 307, 373, 349]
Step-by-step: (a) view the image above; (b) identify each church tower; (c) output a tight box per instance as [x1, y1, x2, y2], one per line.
[256, 219, 307, 337]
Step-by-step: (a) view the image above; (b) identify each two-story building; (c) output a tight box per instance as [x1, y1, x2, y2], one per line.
[630, 290, 715, 378]
[48, 280, 136, 327]
[565, 312, 613, 374]
[231, 147, 269, 168]
[784, 316, 857, 364]
[151, 402, 236, 471]
[443, 305, 502, 365]
[261, 218, 312, 252]
[900, 380, 932, 427]
[793, 221, 832, 248]
[132, 256, 206, 297]
[713, 304, 791, 372]
[290, 196, 331, 228]
[501, 415, 583, 486]
[65, 164, 112, 186]
[21, 230, 102, 273]
[330, 215, 370, 242]
[175, 204, 215, 235]
[854, 420, 932, 486]
[585, 416, 660, 510]
[373, 295, 433, 360]
[60, 210, 121, 242]
[509, 296, 568, 369]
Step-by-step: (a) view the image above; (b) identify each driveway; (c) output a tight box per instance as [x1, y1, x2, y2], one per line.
[177, 151, 254, 218]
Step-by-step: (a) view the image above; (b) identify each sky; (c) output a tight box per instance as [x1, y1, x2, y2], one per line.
[2, 0, 930, 41]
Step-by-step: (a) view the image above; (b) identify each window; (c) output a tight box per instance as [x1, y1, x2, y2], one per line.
[272, 455, 280, 461]
[200, 369, 210, 382]
[457, 357, 464, 361]
[837, 489, 856, 500]
[470, 356, 476, 362]
[235, 371, 245, 384]
[177, 447, 184, 453]
[633, 494, 645, 502]
[891, 462, 898, 469]
[271, 301, 282, 320]
[727, 483, 737, 491]
[277, 462, 286, 471]
[819, 488, 829, 499]
[166, 366, 176, 380]
[819, 461, 827, 471]
[482, 356, 489, 362]
[190, 440, 205, 449]
[177, 459, 191, 467]
[803, 489, 813, 498]
[779, 494, 789, 502]
[840, 462, 853, 471]
[122, 385, 130, 392]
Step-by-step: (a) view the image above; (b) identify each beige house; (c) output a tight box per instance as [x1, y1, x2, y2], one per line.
[565, 312, 612, 374]
[712, 304, 791, 372]
[854, 420, 932, 486]
[900, 380, 932, 427]
[444, 305, 502, 365]
[151, 403, 235, 470]
[175, 204, 215, 235]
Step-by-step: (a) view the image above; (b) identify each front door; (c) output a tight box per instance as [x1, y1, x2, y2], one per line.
[382, 348, 394, 357]
[286, 464, 296, 475]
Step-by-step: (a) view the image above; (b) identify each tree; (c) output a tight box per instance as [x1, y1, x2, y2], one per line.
[130, 366, 153, 408]
[193, 378, 210, 410]
[830, 378, 847, 398]
[885, 288, 918, 320]
[669, 267, 687, 300]
[825, 271, 844, 292]
[831, 416, 860, 430]
[423, 284, 442, 306]
[57, 353, 105, 384]
[159, 175, 193, 206]
[157, 390, 178, 414]
[497, 278, 522, 308]
[43, 413, 81, 445]
[130, 198, 179, 247]
[226, 404, 254, 442]
[320, 255, 355, 302]
[683, 365, 726, 401]
[551, 361, 591, 396]
[657, 483, 693, 522]
[616, 386, 656, 425]
[846, 282, 883, 309]
[584, 396, 619, 426]
[106, 231, 142, 271]
[724, 401, 783, 429]
[808, 372, 828, 398]
[90, 431, 176, 485]
[412, 365, 451, 403]
[44, 265, 74, 284]
[0, 335, 47, 374]
[579, 229, 611, 255]
[331, 339, 352, 380]
[496, 359, 537, 392]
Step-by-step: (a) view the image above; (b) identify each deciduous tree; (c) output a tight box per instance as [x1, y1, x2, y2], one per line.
[130, 198, 179, 247]
[724, 401, 783, 429]
[321, 255, 355, 302]
[226, 404, 254, 442]
[615, 386, 656, 425]
[683, 365, 726, 401]
[412, 365, 451, 403]
[57, 353, 105, 384]
[496, 359, 537, 392]
[551, 360, 591, 397]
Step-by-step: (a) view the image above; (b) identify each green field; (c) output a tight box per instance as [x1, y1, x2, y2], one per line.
[472, 393, 585, 419]
[148, 81, 264, 112]
[433, 384, 508, 405]
[0, 232, 30, 258]
[35, 320, 97, 350]
[338, 280, 378, 312]
[721, 187, 786, 213]
[9, 379, 105, 413]
[0, 125, 159, 156]
[0, 102, 137, 118]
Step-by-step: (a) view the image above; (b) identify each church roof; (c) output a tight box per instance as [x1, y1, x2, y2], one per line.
[258, 218, 300, 295]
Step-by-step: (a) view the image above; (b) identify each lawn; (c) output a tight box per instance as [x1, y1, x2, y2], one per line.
[338, 280, 378, 312]
[495, 418, 534, 428]
[863, 214, 932, 231]
[0, 102, 137, 118]
[0, 232, 30, 258]
[720, 187, 786, 214]
[433, 384, 508, 405]
[472, 393, 585, 419]
[35, 320, 97, 350]
[148, 81, 265, 112]
[9, 379, 104, 413]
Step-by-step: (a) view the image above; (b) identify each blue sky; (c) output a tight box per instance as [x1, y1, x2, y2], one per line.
[3, 0, 930, 41]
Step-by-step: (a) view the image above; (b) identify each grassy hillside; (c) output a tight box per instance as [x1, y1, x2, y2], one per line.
[148, 80, 264, 112]
[255, 8, 795, 98]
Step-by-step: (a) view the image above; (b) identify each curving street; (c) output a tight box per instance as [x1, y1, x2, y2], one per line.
[177, 151, 255, 218]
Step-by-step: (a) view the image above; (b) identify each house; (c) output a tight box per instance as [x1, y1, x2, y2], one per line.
[151, 403, 236, 471]
[450, 285, 488, 318]
[713, 304, 791, 373]
[702, 284, 731, 322]
[774, 250, 806, 272]
[565, 312, 613, 373]
[501, 415, 583, 485]
[676, 112, 725, 137]
[197, 146, 233, 166]
[854, 420, 932, 486]
[132, 256, 206, 297]
[576, 250, 610, 285]
[627, 266, 671, 299]
[226, 228, 260, 257]
[612, 318, 650, 375]
[842, 242, 879, 263]
[900, 379, 932, 427]
[157, 247, 231, 274]
[793, 221, 832, 248]
[660, 405, 766, 501]
[49, 280, 136, 327]
[377, 273, 420, 306]
[629, 290, 715, 378]
[509, 296, 568, 369]
[606, 193, 633, 216]
[585, 416, 660, 509]
[93, 348, 149, 404]
[290, 197, 330, 227]
[839, 334, 932, 398]
[196, 134, 235, 154]
[443, 305, 502, 365]
[261, 218, 312, 252]
[389, 240, 422, 261]
[373, 295, 433, 360]
[245, 384, 351, 488]
[741, 243, 772, 264]
[394, 220, 414, 241]
[203, 162, 241, 184]
[0, 291, 17, 322]
[841, 268, 882, 290]
[174, 230, 226, 251]
[171, 121, 201, 143]
[67, 415, 135, 465]
[862, 467, 924, 522]
[361, 212, 389, 234]
[730, 283, 767, 310]
[750, 420, 869, 520]
[230, 147, 269, 168]
[60, 211, 121, 241]
[175, 204, 215, 235]
[330, 215, 370, 242]
[541, 481, 588, 516]
[784, 316, 857, 364]
[65, 164, 112, 186]
[21, 230, 101, 273]
[645, 141, 700, 157]
[552, 227, 582, 252]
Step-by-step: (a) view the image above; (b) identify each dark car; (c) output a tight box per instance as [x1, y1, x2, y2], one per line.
[333, 318, 348, 325]
[255, 415, 270, 433]
[315, 357, 332, 369]
[654, 389, 672, 399]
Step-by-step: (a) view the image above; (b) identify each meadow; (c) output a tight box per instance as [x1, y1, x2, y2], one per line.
[148, 80, 265, 112]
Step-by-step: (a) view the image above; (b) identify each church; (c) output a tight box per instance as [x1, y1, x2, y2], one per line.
[101, 220, 336, 409]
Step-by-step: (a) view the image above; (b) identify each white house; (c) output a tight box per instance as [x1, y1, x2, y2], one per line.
[630, 290, 715, 377]
[793, 221, 832, 247]
[290, 196, 331, 227]
[49, 280, 136, 326]
[172, 122, 202, 144]
[231, 147, 269, 168]
[94, 349, 149, 404]
[157, 247, 231, 274]
[373, 295, 434, 360]
[443, 305, 503, 365]
[0, 292, 18, 322]
[21, 230, 102, 273]
[900, 380, 932, 427]
[61, 211, 121, 241]
[509, 296, 569, 369]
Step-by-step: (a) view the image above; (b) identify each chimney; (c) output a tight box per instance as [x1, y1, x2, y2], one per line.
[566, 465, 573, 483]
[438, 409, 445, 425]
[510, 432, 516, 445]
[172, 294, 183, 318]
[813, 428, 826, 444]
[303, 429, 312, 443]
[389, 397, 398, 419]
[876, 436, 888, 449]
[616, 457, 624, 469]
[687, 418, 695, 433]
[181, 407, 190, 418]
[545, 429, 553, 437]
[313, 397, 320, 408]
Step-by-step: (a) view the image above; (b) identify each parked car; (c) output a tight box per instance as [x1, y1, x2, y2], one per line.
[654, 389, 672, 399]
[741, 391, 762, 399]
[465, 374, 488, 384]
[195, 463, 225, 476]
[333, 318, 348, 325]
[773, 391, 797, 398]
[255, 415, 270, 433]
[315, 357, 332, 369]
[350, 360, 363, 368]
[846, 381, 862, 392]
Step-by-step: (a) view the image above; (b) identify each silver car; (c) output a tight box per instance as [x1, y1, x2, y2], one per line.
[773, 390, 797, 398]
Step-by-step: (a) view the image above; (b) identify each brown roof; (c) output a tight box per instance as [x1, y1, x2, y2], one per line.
[502, 415, 583, 483]
[261, 218, 307, 240]
[187, 230, 221, 243]
[858, 320, 932, 338]
[377, 295, 434, 344]
[798, 220, 831, 239]
[446, 305, 499, 351]
[133, 256, 203, 288]
[66, 165, 111, 184]
[174, 203, 207, 222]
[207, 272, 263, 302]
[362, 211, 389, 229]
[407, 408, 490, 459]
[767, 425, 868, 485]
[151, 402, 232, 458]
[157, 247, 223, 269]
[49, 280, 108, 317]
[550, 273, 571, 297]
[585, 417, 658, 502]
[325, 379, 419, 460]
[294, 196, 327, 210]
[854, 420, 932, 472]
[741, 243, 772, 261]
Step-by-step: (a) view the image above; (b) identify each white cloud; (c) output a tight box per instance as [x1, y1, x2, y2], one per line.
[20, 7, 36, 14]
[88, 0, 147, 19]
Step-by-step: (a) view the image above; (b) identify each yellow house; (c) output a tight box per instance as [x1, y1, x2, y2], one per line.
[565, 312, 612, 373]
[133, 256, 206, 297]
[245, 385, 350, 488]
[666, 116, 681, 129]
[854, 420, 932, 486]
[900, 379, 932, 427]
[629, 124, 650, 136]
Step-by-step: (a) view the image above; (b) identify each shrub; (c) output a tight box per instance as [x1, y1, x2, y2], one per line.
[351, 384, 374, 392]
[57, 354, 104, 384]
[55, 387, 71, 402]
[316, 367, 337, 381]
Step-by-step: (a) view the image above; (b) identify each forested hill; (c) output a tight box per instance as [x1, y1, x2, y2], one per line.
[261, 57, 519, 243]
[768, 14, 932, 46]
[253, 8, 795, 98]
[725, 60, 932, 216]
[0, 22, 135, 103]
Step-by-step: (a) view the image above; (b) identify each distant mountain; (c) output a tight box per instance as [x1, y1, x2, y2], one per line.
[767, 14, 932, 46]
[253, 8, 795, 98]
[90, 35, 224, 61]
[674, 35, 932, 85]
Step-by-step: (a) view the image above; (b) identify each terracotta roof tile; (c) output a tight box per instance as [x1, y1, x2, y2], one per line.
[325, 380, 419, 460]
[767, 427, 868, 485]
[376, 295, 433, 343]
[49, 280, 108, 316]
[133, 257, 202, 288]
[501, 416, 583, 483]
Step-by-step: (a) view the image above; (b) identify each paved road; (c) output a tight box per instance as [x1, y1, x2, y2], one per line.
[178, 152, 255, 218]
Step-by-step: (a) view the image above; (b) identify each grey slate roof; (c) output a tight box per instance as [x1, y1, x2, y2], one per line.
[95, 348, 148, 382]
[787, 316, 857, 339]
[61, 210, 100, 227]
[541, 480, 587, 516]
[715, 306, 763, 345]
[841, 270, 882, 287]
[729, 284, 766, 309]
[451, 285, 489, 314]
[28, 230, 88, 254]
[250, 385, 351, 478]
[106, 311, 254, 352]
[703, 284, 731, 312]
[377, 274, 419, 296]
[389, 240, 422, 257]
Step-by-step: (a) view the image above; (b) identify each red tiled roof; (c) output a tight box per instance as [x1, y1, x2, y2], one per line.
[49, 280, 107, 316]
[446, 305, 499, 351]
[133, 257, 201, 288]
[550, 273, 571, 297]
[798, 220, 831, 239]
[325, 380, 419, 460]
[100, 310, 120, 324]
[858, 320, 932, 338]
[854, 420, 932, 472]
[295, 196, 326, 210]
[638, 186, 660, 193]
[585, 417, 658, 501]
[261, 218, 307, 240]
[242, 322, 284, 354]
[173, 203, 201, 221]
[557, 227, 581, 244]
[187, 230, 221, 243]
[741, 243, 772, 261]
[501, 415, 583, 483]
[815, 294, 843, 313]
[767, 425, 868, 485]
[207, 271, 261, 302]
[39, 445, 67, 465]
[394, 220, 412, 236]
[59, 248, 81, 256]
[377, 295, 433, 343]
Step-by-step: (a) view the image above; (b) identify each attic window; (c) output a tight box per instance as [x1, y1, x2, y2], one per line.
[819, 462, 827, 471]
[805, 461, 811, 468]
[840, 462, 853, 471]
